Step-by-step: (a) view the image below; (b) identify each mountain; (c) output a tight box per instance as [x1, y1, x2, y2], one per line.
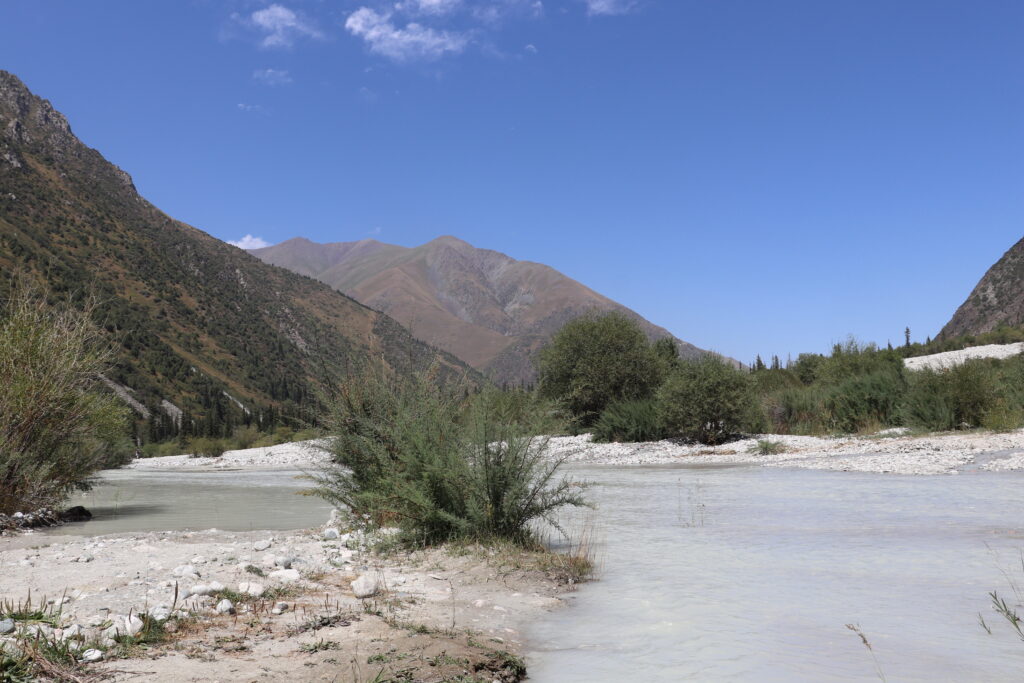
[940, 237, 1024, 339]
[251, 235, 711, 384]
[0, 71, 473, 433]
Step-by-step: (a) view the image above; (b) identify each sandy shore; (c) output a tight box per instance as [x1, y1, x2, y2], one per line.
[0, 519, 570, 682]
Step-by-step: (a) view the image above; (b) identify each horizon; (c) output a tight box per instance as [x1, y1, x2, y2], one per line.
[1, 0, 1021, 362]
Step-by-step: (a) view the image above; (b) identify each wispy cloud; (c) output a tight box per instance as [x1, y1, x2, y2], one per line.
[345, 7, 468, 62]
[228, 234, 271, 249]
[252, 68, 293, 85]
[399, 0, 463, 15]
[237, 103, 263, 112]
[249, 4, 322, 48]
[583, 0, 635, 16]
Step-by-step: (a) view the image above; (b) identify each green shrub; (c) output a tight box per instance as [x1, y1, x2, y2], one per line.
[658, 356, 756, 444]
[187, 437, 226, 458]
[310, 371, 588, 545]
[592, 399, 665, 443]
[229, 424, 261, 450]
[748, 439, 785, 455]
[902, 360, 1003, 431]
[0, 279, 129, 515]
[538, 312, 666, 426]
[825, 370, 905, 433]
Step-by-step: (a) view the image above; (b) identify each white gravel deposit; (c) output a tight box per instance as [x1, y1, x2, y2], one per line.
[127, 439, 331, 471]
[903, 342, 1024, 371]
[545, 429, 1024, 475]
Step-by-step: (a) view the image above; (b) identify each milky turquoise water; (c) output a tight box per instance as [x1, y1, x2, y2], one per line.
[46, 468, 332, 535]
[526, 464, 1024, 682]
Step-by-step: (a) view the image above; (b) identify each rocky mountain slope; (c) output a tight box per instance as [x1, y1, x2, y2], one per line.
[252, 235, 710, 384]
[940, 236, 1024, 339]
[0, 71, 471, 430]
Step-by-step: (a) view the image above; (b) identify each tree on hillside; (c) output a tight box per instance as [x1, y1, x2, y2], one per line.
[537, 312, 665, 425]
[0, 279, 129, 515]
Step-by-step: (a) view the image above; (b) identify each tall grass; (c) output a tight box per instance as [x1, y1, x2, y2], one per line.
[310, 369, 588, 545]
[0, 279, 128, 515]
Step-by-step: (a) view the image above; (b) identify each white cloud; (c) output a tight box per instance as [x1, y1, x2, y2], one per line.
[237, 103, 262, 111]
[407, 0, 462, 15]
[345, 7, 468, 62]
[228, 234, 271, 249]
[252, 68, 293, 86]
[584, 0, 635, 16]
[524, 43, 537, 53]
[250, 4, 322, 48]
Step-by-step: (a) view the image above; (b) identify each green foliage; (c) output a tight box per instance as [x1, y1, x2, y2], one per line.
[592, 399, 665, 443]
[749, 439, 785, 455]
[0, 280, 129, 514]
[187, 437, 227, 458]
[658, 356, 756, 444]
[310, 371, 588, 545]
[537, 312, 666, 426]
[901, 360, 1003, 431]
[763, 385, 830, 434]
[825, 370, 906, 433]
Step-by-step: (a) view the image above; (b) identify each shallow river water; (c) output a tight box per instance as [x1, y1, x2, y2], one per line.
[47, 468, 331, 535]
[526, 463, 1024, 682]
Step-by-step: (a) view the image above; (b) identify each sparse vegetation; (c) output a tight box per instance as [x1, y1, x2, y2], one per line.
[311, 369, 589, 546]
[592, 398, 665, 443]
[0, 280, 129, 515]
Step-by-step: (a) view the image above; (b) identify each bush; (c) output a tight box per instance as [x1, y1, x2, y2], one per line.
[763, 385, 830, 434]
[658, 356, 755, 444]
[538, 312, 666, 426]
[592, 399, 665, 443]
[902, 360, 1002, 431]
[825, 370, 905, 433]
[187, 437, 227, 458]
[0, 280, 129, 515]
[311, 370, 587, 545]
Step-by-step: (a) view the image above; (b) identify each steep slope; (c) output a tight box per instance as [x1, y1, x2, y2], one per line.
[0, 71, 472, 430]
[940, 237, 1024, 339]
[252, 235, 710, 384]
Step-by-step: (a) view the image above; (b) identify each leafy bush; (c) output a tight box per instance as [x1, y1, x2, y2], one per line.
[311, 371, 587, 545]
[902, 360, 1002, 431]
[592, 399, 665, 443]
[0, 280, 129, 515]
[763, 385, 830, 434]
[538, 312, 666, 426]
[187, 437, 226, 458]
[658, 356, 756, 444]
[825, 370, 905, 433]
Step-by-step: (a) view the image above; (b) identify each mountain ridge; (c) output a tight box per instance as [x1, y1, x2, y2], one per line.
[252, 235, 713, 384]
[940, 236, 1024, 339]
[0, 70, 473, 433]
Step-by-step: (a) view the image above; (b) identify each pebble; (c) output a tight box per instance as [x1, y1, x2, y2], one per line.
[322, 528, 340, 540]
[0, 618, 14, 635]
[268, 568, 300, 583]
[253, 539, 272, 551]
[351, 574, 381, 599]
[215, 599, 235, 615]
[80, 648, 104, 663]
[238, 582, 265, 597]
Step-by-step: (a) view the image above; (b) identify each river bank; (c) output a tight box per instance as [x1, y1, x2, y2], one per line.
[0, 519, 573, 682]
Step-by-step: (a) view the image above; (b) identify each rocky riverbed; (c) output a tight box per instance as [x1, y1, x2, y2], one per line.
[0, 518, 570, 682]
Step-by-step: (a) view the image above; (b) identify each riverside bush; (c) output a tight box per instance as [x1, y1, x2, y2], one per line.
[311, 370, 587, 545]
[825, 370, 906, 433]
[902, 360, 1003, 431]
[592, 399, 665, 443]
[538, 312, 666, 426]
[0, 280, 129, 515]
[658, 356, 756, 444]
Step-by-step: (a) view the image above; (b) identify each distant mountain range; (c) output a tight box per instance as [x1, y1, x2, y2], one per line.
[940, 236, 1024, 339]
[252, 236, 711, 384]
[0, 71, 471, 429]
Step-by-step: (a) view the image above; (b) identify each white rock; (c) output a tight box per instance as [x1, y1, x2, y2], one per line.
[322, 528, 340, 540]
[80, 648, 104, 663]
[185, 584, 210, 598]
[59, 624, 84, 641]
[351, 574, 381, 599]
[0, 618, 14, 635]
[274, 556, 293, 569]
[172, 564, 199, 578]
[238, 582, 265, 597]
[123, 615, 144, 637]
[207, 581, 225, 594]
[215, 599, 235, 615]
[148, 606, 171, 622]
[253, 539, 272, 551]
[269, 568, 301, 583]
[191, 555, 207, 565]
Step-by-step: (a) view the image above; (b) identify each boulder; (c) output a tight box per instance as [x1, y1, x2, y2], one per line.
[253, 539, 272, 551]
[351, 574, 381, 599]
[268, 568, 300, 583]
[322, 527, 340, 540]
[0, 618, 14, 635]
[60, 506, 92, 522]
[80, 648, 104, 663]
[238, 582, 265, 597]
[215, 599, 235, 615]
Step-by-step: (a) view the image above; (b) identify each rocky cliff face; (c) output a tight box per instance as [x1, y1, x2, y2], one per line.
[0, 70, 472, 422]
[253, 235, 714, 385]
[940, 237, 1024, 339]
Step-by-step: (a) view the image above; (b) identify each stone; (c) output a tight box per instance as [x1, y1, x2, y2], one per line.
[172, 564, 199, 578]
[207, 581, 225, 594]
[238, 582, 265, 597]
[148, 606, 171, 622]
[322, 527, 340, 540]
[269, 568, 300, 583]
[273, 601, 289, 613]
[60, 506, 92, 522]
[351, 574, 381, 599]
[59, 624, 84, 641]
[0, 618, 14, 635]
[185, 584, 210, 598]
[274, 556, 293, 569]
[80, 648, 103, 663]
[215, 599, 235, 615]
[253, 539, 272, 551]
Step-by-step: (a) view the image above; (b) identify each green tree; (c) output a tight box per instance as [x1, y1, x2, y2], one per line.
[658, 355, 755, 444]
[537, 312, 665, 425]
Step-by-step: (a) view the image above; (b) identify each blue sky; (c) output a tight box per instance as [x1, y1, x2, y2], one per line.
[2, 0, 1022, 363]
